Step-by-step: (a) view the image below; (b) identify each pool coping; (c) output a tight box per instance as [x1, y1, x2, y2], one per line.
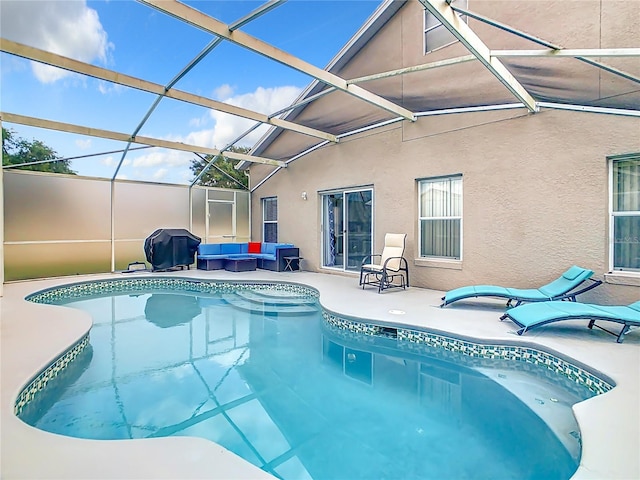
[1, 270, 639, 479]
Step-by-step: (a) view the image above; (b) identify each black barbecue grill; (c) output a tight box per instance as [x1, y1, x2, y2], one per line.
[143, 228, 201, 271]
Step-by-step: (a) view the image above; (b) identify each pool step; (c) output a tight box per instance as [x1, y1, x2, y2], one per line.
[220, 291, 318, 316]
[233, 289, 317, 306]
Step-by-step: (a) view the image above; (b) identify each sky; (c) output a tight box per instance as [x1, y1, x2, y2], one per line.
[1, 0, 381, 184]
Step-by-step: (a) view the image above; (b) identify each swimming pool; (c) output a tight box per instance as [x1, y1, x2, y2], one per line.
[19, 278, 611, 480]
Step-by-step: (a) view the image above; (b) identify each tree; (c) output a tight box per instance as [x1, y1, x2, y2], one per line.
[190, 145, 249, 189]
[2, 127, 76, 174]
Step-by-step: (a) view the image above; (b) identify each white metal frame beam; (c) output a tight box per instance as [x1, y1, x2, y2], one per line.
[347, 54, 477, 84]
[0, 39, 337, 144]
[140, 0, 417, 122]
[450, 4, 640, 85]
[0, 112, 287, 167]
[418, 0, 538, 113]
[229, 0, 285, 31]
[538, 102, 640, 118]
[492, 48, 640, 58]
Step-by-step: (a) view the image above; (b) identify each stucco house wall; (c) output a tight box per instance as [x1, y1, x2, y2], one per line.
[250, 108, 639, 304]
[248, 0, 639, 304]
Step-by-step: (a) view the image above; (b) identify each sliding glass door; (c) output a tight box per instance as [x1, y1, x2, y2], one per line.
[322, 189, 373, 271]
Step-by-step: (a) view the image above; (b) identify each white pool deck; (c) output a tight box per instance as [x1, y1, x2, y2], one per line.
[1, 269, 638, 479]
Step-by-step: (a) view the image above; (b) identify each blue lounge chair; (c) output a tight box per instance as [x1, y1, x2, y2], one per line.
[500, 301, 640, 343]
[440, 265, 602, 308]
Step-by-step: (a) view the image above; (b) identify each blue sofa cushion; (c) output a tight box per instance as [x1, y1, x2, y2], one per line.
[198, 244, 221, 255]
[251, 253, 276, 260]
[261, 243, 294, 255]
[220, 243, 248, 255]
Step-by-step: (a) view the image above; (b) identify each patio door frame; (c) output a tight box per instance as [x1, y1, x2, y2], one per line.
[321, 187, 374, 272]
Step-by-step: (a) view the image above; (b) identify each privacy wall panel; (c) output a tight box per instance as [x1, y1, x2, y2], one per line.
[114, 240, 148, 272]
[4, 242, 111, 281]
[113, 182, 190, 240]
[4, 171, 252, 280]
[4, 171, 111, 242]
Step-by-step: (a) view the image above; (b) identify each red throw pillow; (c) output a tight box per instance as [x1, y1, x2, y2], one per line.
[248, 242, 262, 253]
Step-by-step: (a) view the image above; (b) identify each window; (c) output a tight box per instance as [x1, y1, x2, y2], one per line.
[611, 155, 640, 272]
[423, 0, 467, 54]
[419, 176, 462, 259]
[262, 197, 277, 243]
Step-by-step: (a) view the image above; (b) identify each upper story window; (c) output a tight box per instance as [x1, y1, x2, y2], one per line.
[262, 197, 278, 243]
[610, 155, 640, 272]
[424, 0, 468, 54]
[418, 175, 462, 259]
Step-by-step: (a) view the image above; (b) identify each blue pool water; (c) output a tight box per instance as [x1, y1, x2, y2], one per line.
[21, 284, 595, 480]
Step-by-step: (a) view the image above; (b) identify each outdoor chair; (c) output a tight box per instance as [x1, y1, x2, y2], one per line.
[500, 300, 640, 343]
[440, 265, 602, 308]
[359, 233, 409, 293]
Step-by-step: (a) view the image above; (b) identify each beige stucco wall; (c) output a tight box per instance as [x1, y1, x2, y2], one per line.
[248, 0, 639, 305]
[250, 107, 639, 305]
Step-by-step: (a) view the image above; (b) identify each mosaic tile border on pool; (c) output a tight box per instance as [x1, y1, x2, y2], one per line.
[27, 277, 319, 304]
[14, 335, 89, 416]
[322, 312, 614, 396]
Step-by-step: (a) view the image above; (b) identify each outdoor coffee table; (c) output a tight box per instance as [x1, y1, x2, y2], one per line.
[224, 257, 258, 272]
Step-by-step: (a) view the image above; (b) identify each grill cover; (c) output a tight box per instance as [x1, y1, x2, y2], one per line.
[143, 228, 201, 271]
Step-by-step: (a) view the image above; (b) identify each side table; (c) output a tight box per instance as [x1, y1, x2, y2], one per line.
[283, 256, 303, 272]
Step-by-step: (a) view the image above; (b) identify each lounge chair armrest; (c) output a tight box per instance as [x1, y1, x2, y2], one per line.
[382, 256, 408, 270]
[361, 254, 382, 265]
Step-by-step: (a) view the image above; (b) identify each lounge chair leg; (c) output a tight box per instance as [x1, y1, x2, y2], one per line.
[405, 264, 409, 288]
[617, 325, 630, 343]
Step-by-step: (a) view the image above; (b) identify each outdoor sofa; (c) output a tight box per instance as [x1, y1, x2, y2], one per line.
[197, 242, 299, 272]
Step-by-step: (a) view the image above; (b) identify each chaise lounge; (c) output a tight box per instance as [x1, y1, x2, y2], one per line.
[440, 265, 602, 308]
[500, 300, 640, 343]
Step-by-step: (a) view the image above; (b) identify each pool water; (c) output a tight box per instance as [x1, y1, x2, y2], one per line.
[21, 286, 592, 480]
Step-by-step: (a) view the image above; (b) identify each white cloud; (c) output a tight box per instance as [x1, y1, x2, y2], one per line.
[98, 81, 125, 95]
[1, 0, 113, 84]
[210, 85, 303, 148]
[131, 149, 193, 170]
[188, 115, 209, 128]
[152, 168, 169, 181]
[75, 138, 92, 150]
[174, 85, 301, 152]
[127, 85, 302, 183]
[214, 84, 235, 101]
[101, 156, 130, 167]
